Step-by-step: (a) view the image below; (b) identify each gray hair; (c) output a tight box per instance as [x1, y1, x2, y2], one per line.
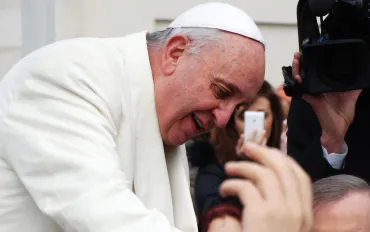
[313, 174, 370, 210]
[146, 27, 221, 54]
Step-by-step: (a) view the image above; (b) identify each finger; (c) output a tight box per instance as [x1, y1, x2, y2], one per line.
[242, 143, 301, 200]
[224, 161, 283, 201]
[261, 137, 267, 147]
[247, 130, 257, 142]
[292, 58, 298, 77]
[282, 120, 288, 133]
[236, 136, 244, 155]
[220, 179, 263, 206]
[292, 59, 302, 83]
[257, 130, 266, 145]
[294, 52, 301, 60]
[295, 74, 303, 83]
[292, 52, 302, 83]
[292, 59, 300, 79]
[286, 157, 313, 232]
[237, 135, 243, 148]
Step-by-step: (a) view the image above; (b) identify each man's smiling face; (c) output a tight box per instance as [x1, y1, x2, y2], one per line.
[153, 31, 265, 146]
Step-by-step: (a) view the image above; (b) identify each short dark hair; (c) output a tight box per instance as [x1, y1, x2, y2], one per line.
[313, 175, 370, 210]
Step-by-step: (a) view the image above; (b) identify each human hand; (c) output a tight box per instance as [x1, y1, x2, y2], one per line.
[280, 120, 288, 154]
[236, 130, 267, 156]
[220, 143, 313, 232]
[292, 52, 362, 153]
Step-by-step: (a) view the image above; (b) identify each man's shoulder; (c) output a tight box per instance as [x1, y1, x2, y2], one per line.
[0, 36, 126, 112]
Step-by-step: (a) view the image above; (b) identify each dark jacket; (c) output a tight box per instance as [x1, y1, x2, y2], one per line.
[186, 138, 242, 232]
[287, 90, 370, 182]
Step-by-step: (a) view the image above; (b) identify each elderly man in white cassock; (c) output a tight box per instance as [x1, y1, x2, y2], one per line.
[0, 2, 313, 232]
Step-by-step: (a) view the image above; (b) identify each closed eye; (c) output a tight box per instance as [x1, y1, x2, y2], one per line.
[211, 82, 233, 99]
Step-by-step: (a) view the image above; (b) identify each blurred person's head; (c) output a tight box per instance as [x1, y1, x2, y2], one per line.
[146, 3, 265, 146]
[312, 175, 370, 232]
[233, 81, 283, 141]
[210, 81, 283, 163]
[276, 84, 291, 119]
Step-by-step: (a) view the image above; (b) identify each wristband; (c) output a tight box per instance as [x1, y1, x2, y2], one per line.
[202, 203, 241, 232]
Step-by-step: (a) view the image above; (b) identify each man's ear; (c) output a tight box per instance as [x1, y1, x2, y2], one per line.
[161, 34, 190, 75]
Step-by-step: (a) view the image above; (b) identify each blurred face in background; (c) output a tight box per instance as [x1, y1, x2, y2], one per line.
[233, 96, 273, 140]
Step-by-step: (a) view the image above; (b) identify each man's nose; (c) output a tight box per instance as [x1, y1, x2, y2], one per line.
[212, 103, 236, 128]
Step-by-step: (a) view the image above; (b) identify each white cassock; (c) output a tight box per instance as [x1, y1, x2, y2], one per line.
[0, 31, 197, 232]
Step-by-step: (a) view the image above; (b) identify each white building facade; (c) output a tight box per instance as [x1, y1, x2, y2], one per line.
[0, 0, 300, 86]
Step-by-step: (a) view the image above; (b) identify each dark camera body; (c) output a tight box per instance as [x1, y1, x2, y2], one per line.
[283, 0, 370, 97]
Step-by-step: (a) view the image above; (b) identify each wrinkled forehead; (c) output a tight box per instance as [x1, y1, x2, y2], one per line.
[193, 33, 265, 99]
[221, 35, 264, 85]
[220, 44, 265, 100]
